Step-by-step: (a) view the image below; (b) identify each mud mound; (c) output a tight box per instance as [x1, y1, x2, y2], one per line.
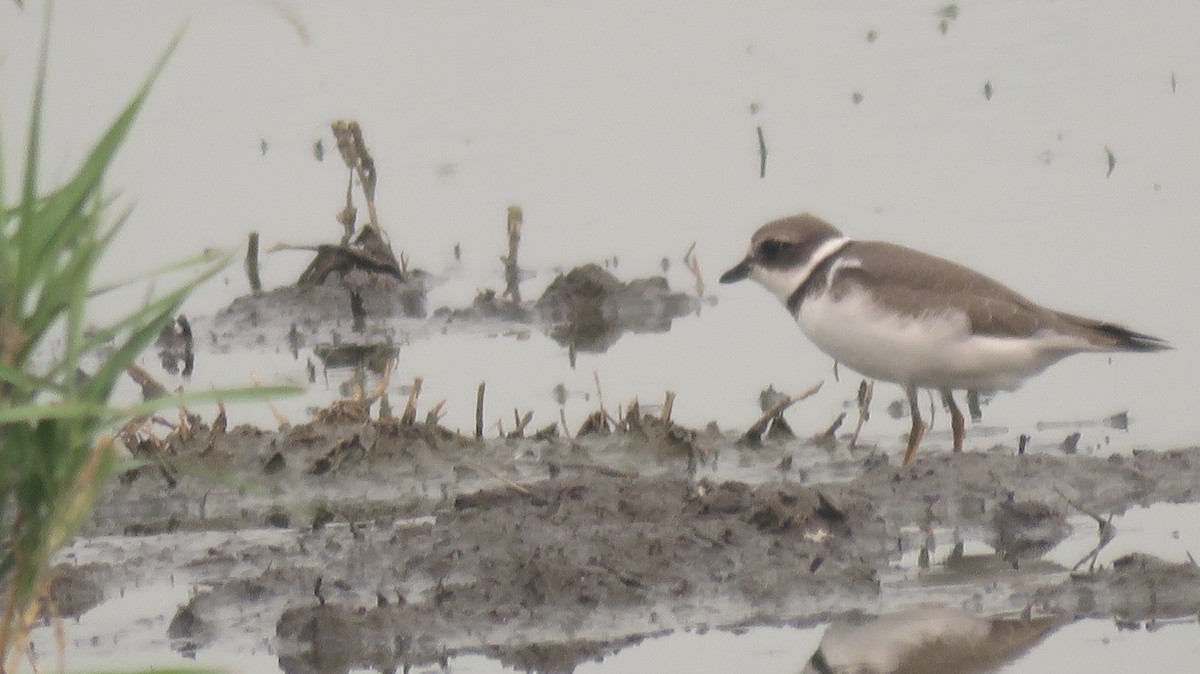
[535, 264, 699, 352]
[251, 474, 883, 671]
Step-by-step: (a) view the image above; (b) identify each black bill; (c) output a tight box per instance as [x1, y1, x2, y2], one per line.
[719, 258, 751, 284]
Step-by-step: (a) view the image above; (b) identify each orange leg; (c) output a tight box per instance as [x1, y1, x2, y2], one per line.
[941, 389, 965, 453]
[902, 384, 926, 465]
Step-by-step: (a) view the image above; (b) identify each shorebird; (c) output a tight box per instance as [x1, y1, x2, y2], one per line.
[801, 606, 1065, 674]
[720, 214, 1169, 464]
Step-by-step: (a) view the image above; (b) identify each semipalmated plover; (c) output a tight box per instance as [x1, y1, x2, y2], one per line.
[721, 214, 1169, 464]
[801, 606, 1065, 674]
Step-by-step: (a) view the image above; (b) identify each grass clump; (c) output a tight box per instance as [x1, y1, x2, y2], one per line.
[0, 21, 288, 673]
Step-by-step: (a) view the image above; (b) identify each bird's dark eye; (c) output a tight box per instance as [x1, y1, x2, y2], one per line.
[756, 239, 788, 264]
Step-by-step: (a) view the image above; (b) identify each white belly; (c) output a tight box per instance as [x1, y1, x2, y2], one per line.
[796, 288, 1083, 391]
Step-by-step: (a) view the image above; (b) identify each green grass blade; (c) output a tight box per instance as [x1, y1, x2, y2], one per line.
[88, 247, 230, 298]
[15, 7, 52, 299]
[0, 386, 300, 425]
[19, 31, 182, 296]
[0, 362, 62, 397]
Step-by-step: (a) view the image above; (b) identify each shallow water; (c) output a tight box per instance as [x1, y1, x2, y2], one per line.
[2, 0, 1197, 448]
[5, 0, 1200, 672]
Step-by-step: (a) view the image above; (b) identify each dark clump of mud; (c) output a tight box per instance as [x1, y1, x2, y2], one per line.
[534, 264, 699, 352]
[46, 563, 108, 619]
[216, 269, 430, 331]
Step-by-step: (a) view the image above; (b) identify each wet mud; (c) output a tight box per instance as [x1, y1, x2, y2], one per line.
[60, 412, 1200, 673]
[50, 251, 1200, 673]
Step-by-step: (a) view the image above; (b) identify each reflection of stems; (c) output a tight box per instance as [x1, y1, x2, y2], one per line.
[245, 232, 262, 295]
[683, 243, 705, 304]
[849, 379, 874, 448]
[1055, 485, 1116, 573]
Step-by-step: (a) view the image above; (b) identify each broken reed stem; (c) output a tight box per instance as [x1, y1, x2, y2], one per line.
[126, 363, 168, 400]
[507, 410, 534, 439]
[400, 377, 423, 426]
[742, 380, 824, 442]
[503, 205, 523, 303]
[365, 357, 396, 407]
[593, 370, 608, 423]
[683, 243, 705, 302]
[464, 460, 532, 496]
[245, 232, 263, 295]
[660, 391, 676, 424]
[849, 379, 874, 448]
[338, 172, 356, 244]
[559, 407, 573, 440]
[818, 412, 846, 441]
[331, 120, 380, 233]
[424, 399, 446, 426]
[475, 382, 486, 439]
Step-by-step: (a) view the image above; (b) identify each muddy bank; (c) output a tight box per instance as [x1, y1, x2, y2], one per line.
[61, 419, 1200, 673]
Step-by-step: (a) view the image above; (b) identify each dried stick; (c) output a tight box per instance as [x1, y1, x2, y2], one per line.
[816, 412, 846, 443]
[331, 120, 380, 232]
[741, 381, 823, 443]
[475, 382, 486, 439]
[502, 206, 523, 303]
[559, 407, 573, 440]
[424, 399, 446, 426]
[507, 410, 534, 439]
[126, 363, 168, 400]
[400, 377, 423, 426]
[593, 370, 613, 425]
[464, 460, 532, 496]
[660, 391, 676, 424]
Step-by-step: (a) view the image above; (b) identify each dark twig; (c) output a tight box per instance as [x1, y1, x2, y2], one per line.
[475, 382, 486, 439]
[756, 125, 768, 178]
[245, 232, 263, 295]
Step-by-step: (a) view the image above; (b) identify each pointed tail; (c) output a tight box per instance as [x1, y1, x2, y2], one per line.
[1055, 311, 1171, 352]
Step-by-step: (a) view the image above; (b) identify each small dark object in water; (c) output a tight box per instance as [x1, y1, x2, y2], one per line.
[313, 342, 396, 374]
[350, 290, 366, 333]
[1060, 431, 1081, 454]
[1105, 411, 1129, 431]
